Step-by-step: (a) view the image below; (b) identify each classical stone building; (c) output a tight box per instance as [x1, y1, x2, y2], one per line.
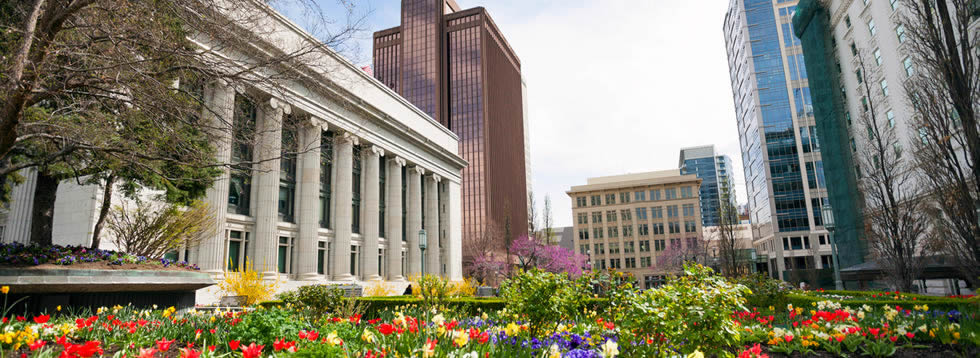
[567, 170, 704, 289]
[0, 1, 466, 299]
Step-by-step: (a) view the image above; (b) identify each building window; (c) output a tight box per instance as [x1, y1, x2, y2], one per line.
[590, 195, 601, 206]
[896, 24, 906, 43]
[229, 94, 255, 216]
[638, 224, 649, 236]
[226, 230, 250, 271]
[887, 110, 896, 127]
[620, 209, 632, 221]
[317, 241, 328, 275]
[850, 42, 858, 56]
[278, 236, 294, 274]
[634, 191, 646, 201]
[609, 243, 619, 254]
[855, 69, 863, 84]
[650, 189, 661, 201]
[652, 223, 664, 235]
[592, 212, 602, 224]
[668, 222, 680, 234]
[279, 124, 297, 223]
[593, 228, 604, 239]
[320, 131, 333, 229]
[880, 79, 889, 97]
[605, 194, 616, 205]
[680, 186, 693, 198]
[868, 19, 877, 36]
[861, 96, 870, 112]
[624, 241, 635, 253]
[903, 57, 914, 77]
[379, 155, 386, 235]
[684, 221, 697, 233]
[639, 240, 650, 252]
[682, 203, 695, 217]
[640, 257, 651, 268]
[577, 213, 588, 224]
[845, 15, 851, 28]
[580, 245, 589, 255]
[635, 207, 648, 220]
[651, 207, 663, 219]
[606, 210, 617, 222]
[667, 205, 678, 218]
[665, 188, 677, 200]
[352, 145, 362, 234]
[874, 48, 882, 66]
[578, 229, 590, 240]
[577, 197, 587, 207]
[350, 245, 360, 277]
[620, 192, 631, 203]
[607, 227, 619, 238]
[889, 0, 898, 10]
[379, 247, 385, 275]
[655, 239, 666, 251]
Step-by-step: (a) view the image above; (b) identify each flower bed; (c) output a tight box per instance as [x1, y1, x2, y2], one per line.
[0, 243, 198, 270]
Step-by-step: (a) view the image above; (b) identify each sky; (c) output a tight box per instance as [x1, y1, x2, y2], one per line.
[283, 0, 744, 228]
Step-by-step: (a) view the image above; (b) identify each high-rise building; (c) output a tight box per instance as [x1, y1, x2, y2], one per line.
[679, 145, 736, 227]
[567, 170, 703, 289]
[373, 0, 529, 252]
[724, 0, 834, 282]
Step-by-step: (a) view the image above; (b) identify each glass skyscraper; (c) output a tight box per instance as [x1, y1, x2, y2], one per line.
[679, 145, 735, 227]
[724, 0, 832, 281]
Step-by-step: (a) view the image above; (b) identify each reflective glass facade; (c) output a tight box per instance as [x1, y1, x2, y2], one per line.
[372, 2, 529, 248]
[725, 0, 827, 238]
[679, 147, 735, 227]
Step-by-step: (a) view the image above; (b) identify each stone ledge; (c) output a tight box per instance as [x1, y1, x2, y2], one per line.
[0, 268, 215, 293]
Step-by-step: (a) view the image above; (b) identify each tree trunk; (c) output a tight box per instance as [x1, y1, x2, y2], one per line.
[90, 174, 116, 249]
[29, 171, 58, 246]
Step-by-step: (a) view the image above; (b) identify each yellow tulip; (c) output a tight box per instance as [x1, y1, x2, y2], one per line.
[1, 286, 9, 294]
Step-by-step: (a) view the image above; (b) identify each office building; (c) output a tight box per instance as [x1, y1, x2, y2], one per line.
[373, 1, 529, 252]
[724, 0, 834, 281]
[679, 145, 736, 227]
[567, 170, 703, 289]
[0, 2, 467, 301]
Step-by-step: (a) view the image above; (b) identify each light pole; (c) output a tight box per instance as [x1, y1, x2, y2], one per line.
[821, 204, 843, 290]
[418, 229, 427, 275]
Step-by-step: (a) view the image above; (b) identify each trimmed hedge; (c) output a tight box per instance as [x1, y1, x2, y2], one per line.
[815, 290, 975, 301]
[355, 296, 505, 318]
[787, 293, 978, 312]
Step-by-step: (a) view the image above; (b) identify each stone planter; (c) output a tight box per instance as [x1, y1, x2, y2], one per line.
[218, 295, 247, 307]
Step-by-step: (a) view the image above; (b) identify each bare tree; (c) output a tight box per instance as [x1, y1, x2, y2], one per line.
[0, 0, 368, 245]
[654, 235, 710, 274]
[542, 194, 554, 243]
[902, 0, 980, 287]
[527, 190, 538, 237]
[853, 48, 931, 292]
[716, 188, 746, 277]
[108, 199, 215, 259]
[463, 222, 506, 285]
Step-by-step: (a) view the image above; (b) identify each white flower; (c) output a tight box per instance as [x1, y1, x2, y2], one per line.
[601, 340, 619, 358]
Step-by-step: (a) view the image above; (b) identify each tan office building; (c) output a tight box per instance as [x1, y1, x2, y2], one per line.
[567, 170, 702, 289]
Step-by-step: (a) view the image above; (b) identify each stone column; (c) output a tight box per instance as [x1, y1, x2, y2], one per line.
[446, 180, 463, 281]
[424, 174, 441, 276]
[197, 81, 235, 274]
[385, 157, 406, 281]
[295, 119, 322, 280]
[3, 169, 37, 244]
[331, 131, 357, 282]
[252, 98, 289, 279]
[361, 145, 384, 281]
[439, 180, 450, 277]
[406, 166, 424, 276]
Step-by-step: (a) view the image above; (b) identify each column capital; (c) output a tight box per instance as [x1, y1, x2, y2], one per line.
[266, 97, 292, 115]
[410, 166, 426, 176]
[336, 130, 360, 146]
[366, 145, 386, 157]
[428, 174, 442, 183]
[391, 156, 407, 167]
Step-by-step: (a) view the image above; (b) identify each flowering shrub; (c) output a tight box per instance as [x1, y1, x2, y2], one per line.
[276, 285, 345, 318]
[615, 263, 751, 356]
[0, 243, 198, 269]
[499, 269, 589, 336]
[216, 259, 279, 306]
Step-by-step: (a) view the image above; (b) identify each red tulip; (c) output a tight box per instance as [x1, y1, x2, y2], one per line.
[138, 347, 158, 358]
[228, 340, 240, 351]
[33, 315, 49, 324]
[27, 340, 45, 351]
[377, 323, 395, 336]
[889, 336, 898, 343]
[179, 347, 201, 358]
[156, 338, 175, 352]
[906, 332, 915, 339]
[240, 343, 265, 358]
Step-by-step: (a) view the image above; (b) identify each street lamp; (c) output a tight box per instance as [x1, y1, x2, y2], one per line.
[418, 229, 427, 274]
[821, 204, 843, 290]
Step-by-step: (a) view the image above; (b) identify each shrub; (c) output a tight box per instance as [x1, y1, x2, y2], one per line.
[499, 269, 589, 336]
[735, 273, 792, 309]
[408, 274, 459, 307]
[108, 199, 215, 258]
[216, 259, 279, 306]
[276, 285, 345, 317]
[616, 263, 750, 356]
[364, 280, 397, 296]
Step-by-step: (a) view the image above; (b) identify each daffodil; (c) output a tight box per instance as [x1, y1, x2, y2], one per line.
[432, 313, 445, 326]
[326, 331, 343, 346]
[548, 344, 562, 358]
[361, 328, 375, 343]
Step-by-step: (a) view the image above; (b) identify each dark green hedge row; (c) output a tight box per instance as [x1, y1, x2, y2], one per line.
[786, 293, 978, 313]
[259, 296, 613, 318]
[814, 290, 975, 302]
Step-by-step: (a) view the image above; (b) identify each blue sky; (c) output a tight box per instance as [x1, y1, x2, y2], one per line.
[279, 0, 743, 227]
